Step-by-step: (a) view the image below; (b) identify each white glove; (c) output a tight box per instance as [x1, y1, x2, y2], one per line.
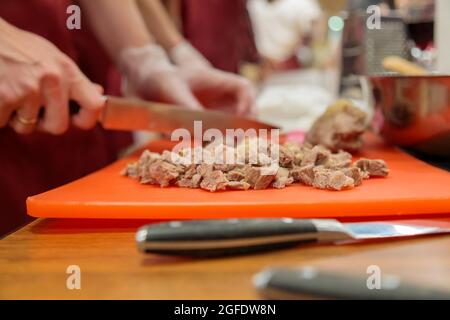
[118, 43, 202, 110]
[169, 41, 256, 116]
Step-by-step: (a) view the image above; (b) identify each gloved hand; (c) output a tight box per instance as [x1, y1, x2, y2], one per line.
[118, 43, 202, 110]
[169, 41, 256, 116]
[0, 19, 105, 135]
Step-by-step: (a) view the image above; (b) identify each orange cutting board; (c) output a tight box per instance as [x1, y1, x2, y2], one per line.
[27, 133, 450, 220]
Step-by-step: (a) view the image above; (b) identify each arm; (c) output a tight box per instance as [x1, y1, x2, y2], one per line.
[78, 0, 152, 62]
[136, 0, 183, 51]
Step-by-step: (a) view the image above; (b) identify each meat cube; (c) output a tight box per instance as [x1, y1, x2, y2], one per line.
[177, 173, 202, 188]
[244, 167, 276, 190]
[312, 168, 355, 191]
[226, 168, 246, 181]
[355, 158, 389, 177]
[306, 99, 367, 152]
[301, 145, 330, 167]
[196, 163, 214, 177]
[148, 160, 181, 187]
[342, 166, 364, 186]
[325, 151, 352, 169]
[227, 181, 251, 190]
[291, 165, 315, 186]
[200, 170, 229, 192]
[278, 146, 294, 168]
[272, 167, 294, 189]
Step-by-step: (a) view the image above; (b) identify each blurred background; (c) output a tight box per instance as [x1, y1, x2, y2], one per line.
[163, 0, 447, 133]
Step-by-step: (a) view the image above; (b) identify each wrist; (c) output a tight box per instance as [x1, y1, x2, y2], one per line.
[118, 43, 174, 81]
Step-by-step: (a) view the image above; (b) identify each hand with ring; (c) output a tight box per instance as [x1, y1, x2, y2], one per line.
[0, 18, 105, 135]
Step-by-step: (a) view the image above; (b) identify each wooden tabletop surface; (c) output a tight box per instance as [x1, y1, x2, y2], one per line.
[1, 218, 450, 299]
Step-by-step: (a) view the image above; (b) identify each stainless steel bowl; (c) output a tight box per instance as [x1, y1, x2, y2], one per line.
[369, 75, 450, 157]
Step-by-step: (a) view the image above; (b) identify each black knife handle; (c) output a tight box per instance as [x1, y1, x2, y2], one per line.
[136, 219, 319, 257]
[254, 267, 450, 300]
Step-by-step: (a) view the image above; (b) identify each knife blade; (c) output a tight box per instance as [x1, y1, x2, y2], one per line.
[253, 267, 450, 300]
[135, 218, 450, 257]
[99, 96, 278, 133]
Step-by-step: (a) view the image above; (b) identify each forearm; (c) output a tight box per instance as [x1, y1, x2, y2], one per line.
[79, 0, 152, 62]
[137, 0, 183, 51]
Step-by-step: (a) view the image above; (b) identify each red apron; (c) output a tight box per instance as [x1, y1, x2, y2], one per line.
[0, 0, 132, 235]
[181, 0, 259, 73]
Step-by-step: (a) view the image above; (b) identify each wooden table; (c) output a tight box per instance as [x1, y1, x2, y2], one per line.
[1, 218, 450, 299]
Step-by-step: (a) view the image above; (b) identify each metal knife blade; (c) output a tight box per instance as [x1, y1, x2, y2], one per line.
[136, 218, 450, 257]
[99, 96, 278, 133]
[254, 267, 450, 300]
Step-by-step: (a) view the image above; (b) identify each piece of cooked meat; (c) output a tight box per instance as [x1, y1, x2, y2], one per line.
[312, 167, 355, 191]
[306, 99, 367, 153]
[200, 170, 229, 192]
[244, 167, 276, 190]
[355, 158, 390, 177]
[147, 160, 181, 187]
[272, 167, 294, 189]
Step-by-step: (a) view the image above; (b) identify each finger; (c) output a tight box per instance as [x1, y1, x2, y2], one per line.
[9, 93, 41, 134]
[157, 75, 203, 110]
[37, 74, 69, 135]
[0, 104, 15, 128]
[236, 82, 256, 116]
[0, 82, 22, 127]
[69, 75, 105, 130]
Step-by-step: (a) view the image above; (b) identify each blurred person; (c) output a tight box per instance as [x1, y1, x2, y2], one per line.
[247, 0, 323, 74]
[0, 0, 255, 235]
[136, 0, 256, 114]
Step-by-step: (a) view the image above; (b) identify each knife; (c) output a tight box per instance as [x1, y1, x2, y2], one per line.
[254, 267, 450, 300]
[135, 218, 450, 257]
[98, 96, 277, 133]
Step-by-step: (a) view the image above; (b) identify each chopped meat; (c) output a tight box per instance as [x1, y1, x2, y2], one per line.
[214, 164, 236, 172]
[123, 118, 389, 192]
[291, 165, 315, 186]
[196, 163, 214, 177]
[147, 160, 181, 187]
[301, 145, 331, 167]
[325, 151, 352, 169]
[244, 167, 276, 190]
[312, 168, 355, 191]
[278, 146, 294, 168]
[272, 167, 294, 189]
[306, 99, 367, 152]
[342, 166, 364, 186]
[200, 170, 229, 192]
[226, 168, 246, 181]
[355, 158, 390, 177]
[177, 173, 202, 188]
[227, 181, 251, 190]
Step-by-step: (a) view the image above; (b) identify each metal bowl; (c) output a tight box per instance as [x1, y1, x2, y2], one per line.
[369, 75, 450, 157]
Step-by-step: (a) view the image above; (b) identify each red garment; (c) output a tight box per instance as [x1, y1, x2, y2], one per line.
[181, 0, 259, 73]
[0, 0, 132, 236]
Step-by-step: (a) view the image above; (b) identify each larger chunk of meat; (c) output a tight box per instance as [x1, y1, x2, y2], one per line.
[306, 100, 367, 152]
[355, 158, 390, 177]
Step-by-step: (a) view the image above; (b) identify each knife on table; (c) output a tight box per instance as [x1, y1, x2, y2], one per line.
[254, 267, 450, 300]
[69, 96, 277, 133]
[135, 218, 450, 257]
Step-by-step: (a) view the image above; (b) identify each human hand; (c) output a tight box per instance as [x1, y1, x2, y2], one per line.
[170, 41, 256, 116]
[118, 44, 202, 110]
[0, 19, 105, 134]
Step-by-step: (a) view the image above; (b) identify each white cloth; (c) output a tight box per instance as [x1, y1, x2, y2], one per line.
[247, 0, 322, 62]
